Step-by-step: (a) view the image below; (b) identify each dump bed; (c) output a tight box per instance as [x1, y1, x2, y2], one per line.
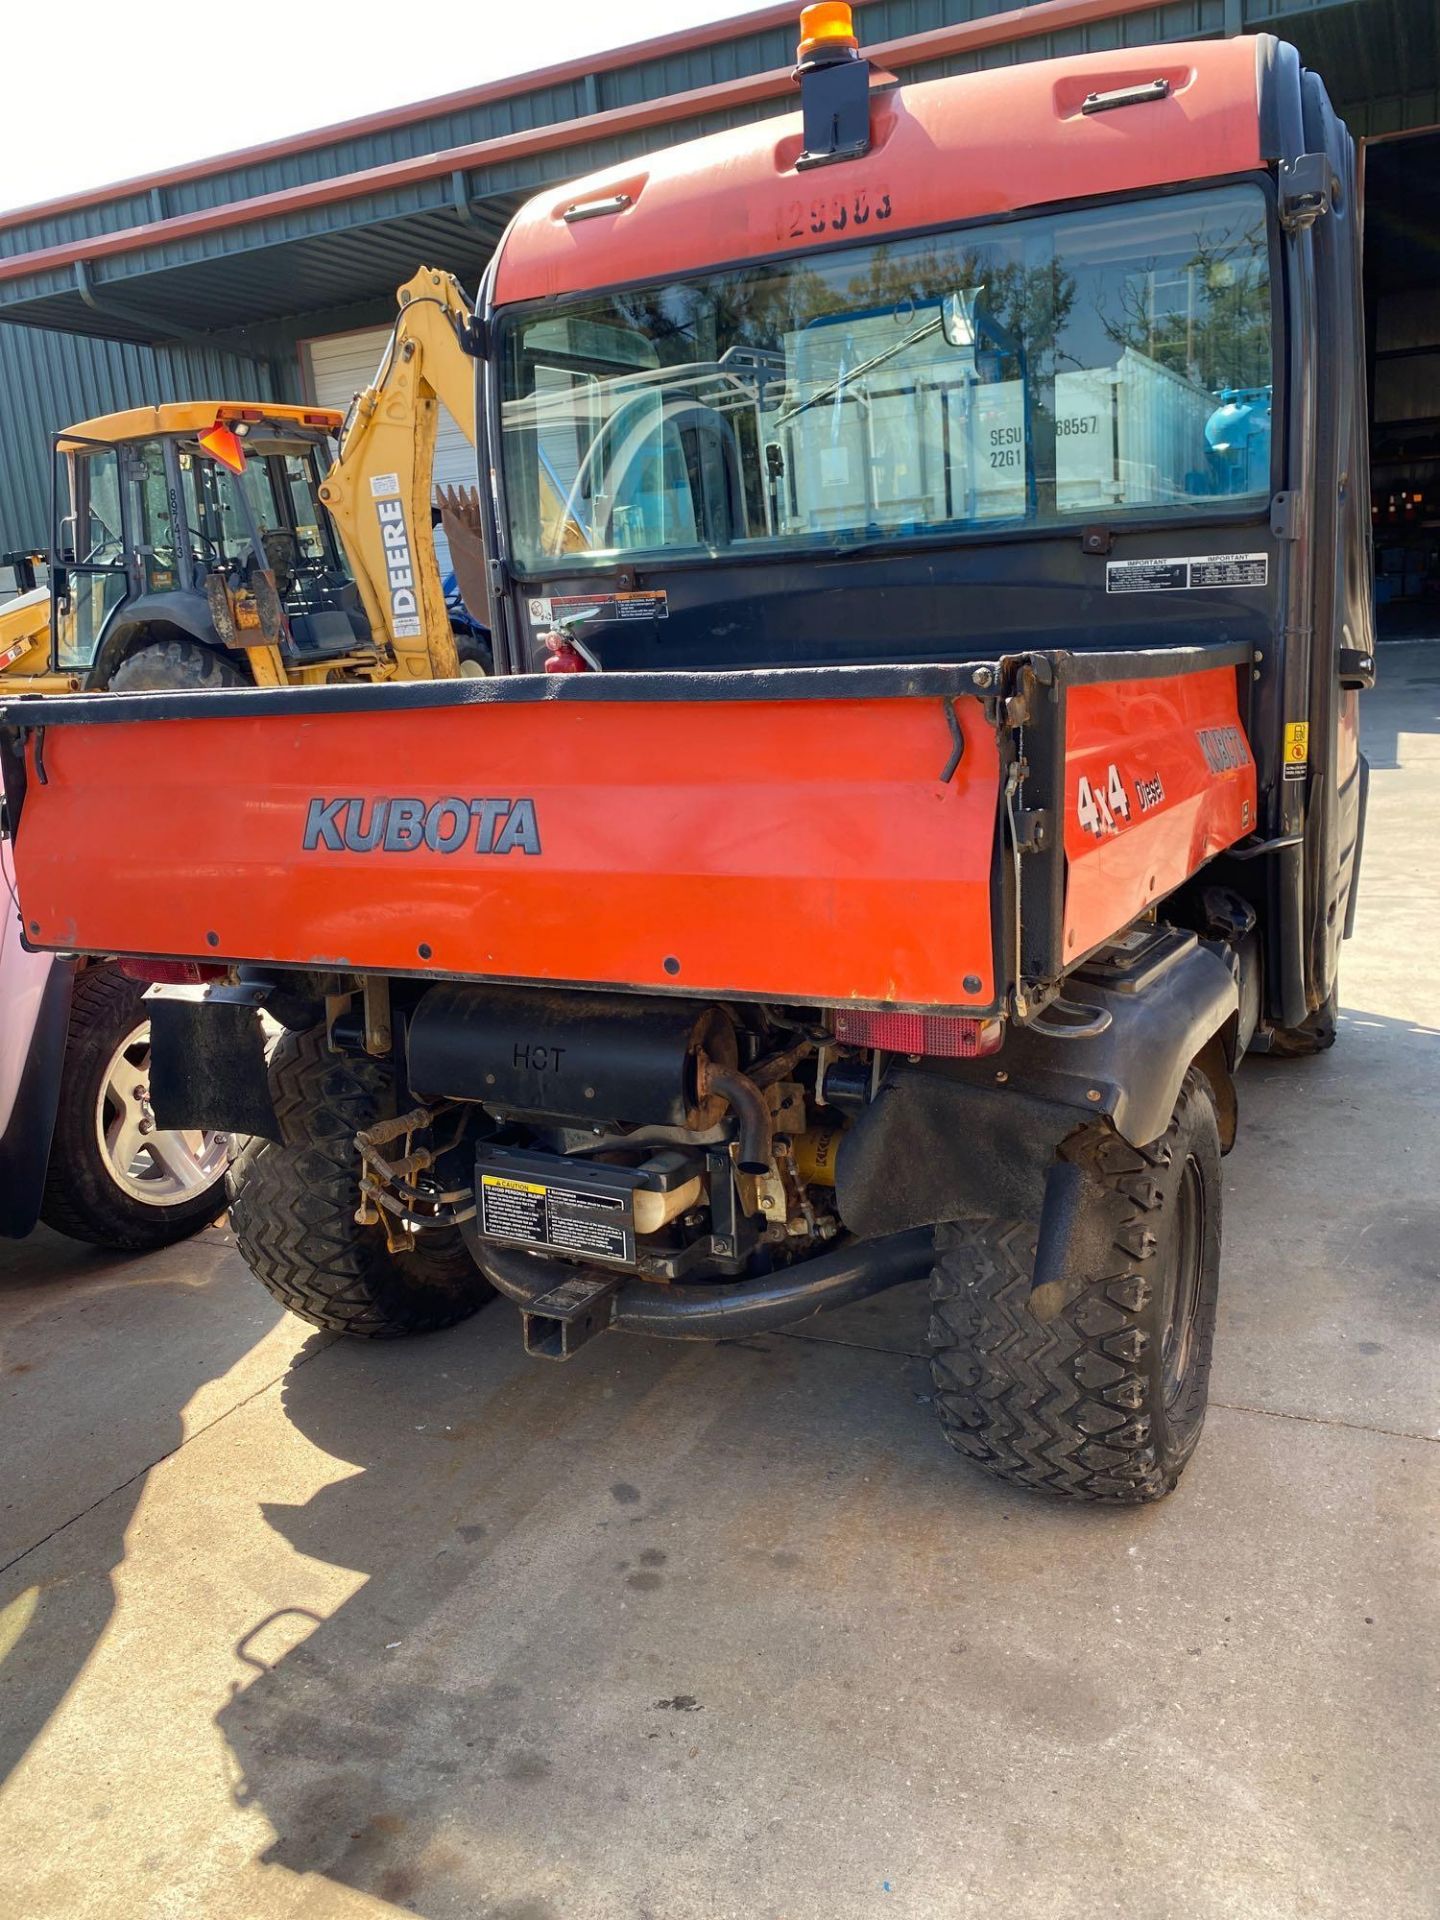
[0, 649, 1255, 1015]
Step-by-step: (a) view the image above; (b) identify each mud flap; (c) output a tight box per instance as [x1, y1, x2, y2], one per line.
[835, 1074, 1081, 1237]
[835, 934, 1238, 1271]
[1028, 1159, 1118, 1322]
[147, 985, 279, 1140]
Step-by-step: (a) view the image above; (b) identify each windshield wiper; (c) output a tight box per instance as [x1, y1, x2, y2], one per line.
[773, 313, 945, 429]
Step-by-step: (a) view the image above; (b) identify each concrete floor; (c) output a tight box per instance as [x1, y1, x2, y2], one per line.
[2, 647, 1437, 1920]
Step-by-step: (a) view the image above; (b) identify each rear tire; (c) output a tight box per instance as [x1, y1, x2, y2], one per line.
[227, 1024, 493, 1337]
[927, 1069, 1222, 1505]
[106, 637, 246, 691]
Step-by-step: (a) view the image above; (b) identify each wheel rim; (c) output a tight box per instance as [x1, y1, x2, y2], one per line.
[94, 1017, 231, 1208]
[1160, 1154, 1205, 1411]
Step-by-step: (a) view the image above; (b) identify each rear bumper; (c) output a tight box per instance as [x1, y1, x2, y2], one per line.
[464, 1225, 933, 1352]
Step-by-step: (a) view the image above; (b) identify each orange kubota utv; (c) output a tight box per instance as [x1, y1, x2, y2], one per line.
[0, 13, 1373, 1503]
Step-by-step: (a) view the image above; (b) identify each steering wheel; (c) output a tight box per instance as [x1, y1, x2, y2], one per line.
[259, 527, 300, 593]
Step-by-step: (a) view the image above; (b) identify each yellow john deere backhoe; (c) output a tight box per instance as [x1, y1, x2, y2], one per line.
[0, 268, 495, 693]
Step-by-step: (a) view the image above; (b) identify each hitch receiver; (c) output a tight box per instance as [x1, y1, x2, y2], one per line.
[521, 1271, 621, 1360]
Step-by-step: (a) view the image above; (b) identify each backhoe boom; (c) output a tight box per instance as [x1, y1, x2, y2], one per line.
[317, 267, 479, 681]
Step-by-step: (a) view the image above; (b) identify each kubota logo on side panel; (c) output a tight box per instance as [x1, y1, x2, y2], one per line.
[303, 797, 542, 855]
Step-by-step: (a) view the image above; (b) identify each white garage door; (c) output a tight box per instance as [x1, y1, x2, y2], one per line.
[301, 324, 478, 575]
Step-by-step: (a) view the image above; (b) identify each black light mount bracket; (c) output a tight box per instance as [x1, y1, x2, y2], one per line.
[1278, 152, 1333, 231]
[795, 42, 871, 170]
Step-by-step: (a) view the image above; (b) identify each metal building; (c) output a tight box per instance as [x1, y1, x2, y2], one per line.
[1, 0, 1437, 608]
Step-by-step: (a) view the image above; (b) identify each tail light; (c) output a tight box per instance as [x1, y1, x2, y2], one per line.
[830, 1008, 1003, 1058]
[118, 959, 228, 985]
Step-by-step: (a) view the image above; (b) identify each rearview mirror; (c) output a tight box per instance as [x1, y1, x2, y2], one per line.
[942, 287, 986, 351]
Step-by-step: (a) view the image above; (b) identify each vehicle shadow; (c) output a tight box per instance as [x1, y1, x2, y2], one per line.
[212, 1004, 1436, 1916]
[215, 1279, 1152, 1917]
[0, 1224, 284, 1787]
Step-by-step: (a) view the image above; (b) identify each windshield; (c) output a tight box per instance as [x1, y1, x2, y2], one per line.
[500, 184, 1273, 574]
[176, 436, 350, 598]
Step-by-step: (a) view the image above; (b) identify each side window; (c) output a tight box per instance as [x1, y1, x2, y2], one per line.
[284, 456, 328, 561]
[179, 451, 252, 569]
[127, 441, 179, 591]
[53, 444, 128, 669]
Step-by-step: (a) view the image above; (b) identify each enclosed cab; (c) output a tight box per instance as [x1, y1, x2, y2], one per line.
[47, 402, 378, 689]
[0, 21, 1372, 1505]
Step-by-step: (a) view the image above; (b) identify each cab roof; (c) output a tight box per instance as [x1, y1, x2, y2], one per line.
[58, 401, 343, 449]
[492, 36, 1267, 306]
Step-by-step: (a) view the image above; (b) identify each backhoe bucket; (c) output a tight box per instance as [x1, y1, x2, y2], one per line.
[436, 485, 491, 629]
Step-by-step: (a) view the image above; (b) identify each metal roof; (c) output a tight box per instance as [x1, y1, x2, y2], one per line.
[56, 401, 341, 448]
[6, 0, 1433, 348]
[493, 38, 1266, 303]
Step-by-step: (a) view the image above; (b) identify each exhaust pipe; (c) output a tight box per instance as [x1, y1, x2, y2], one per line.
[697, 1057, 772, 1174]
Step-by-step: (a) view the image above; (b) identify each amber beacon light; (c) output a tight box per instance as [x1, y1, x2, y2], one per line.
[796, 2, 859, 65]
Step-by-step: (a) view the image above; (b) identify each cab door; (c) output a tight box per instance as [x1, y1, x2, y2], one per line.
[51, 437, 134, 671]
[1302, 77, 1374, 1008]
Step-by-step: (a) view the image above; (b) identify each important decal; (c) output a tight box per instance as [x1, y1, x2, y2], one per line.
[375, 497, 422, 638]
[1283, 719, 1310, 780]
[1106, 552, 1268, 594]
[303, 796, 541, 855]
[479, 1173, 632, 1264]
[538, 591, 668, 626]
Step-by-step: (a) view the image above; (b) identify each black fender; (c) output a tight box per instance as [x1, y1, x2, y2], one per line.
[86, 592, 224, 689]
[0, 956, 75, 1237]
[835, 933, 1238, 1240]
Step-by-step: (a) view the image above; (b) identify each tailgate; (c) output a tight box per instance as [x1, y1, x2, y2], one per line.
[0, 668, 1005, 1013]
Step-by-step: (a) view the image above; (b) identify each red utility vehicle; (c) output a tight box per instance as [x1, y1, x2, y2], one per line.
[0, 12, 1373, 1501]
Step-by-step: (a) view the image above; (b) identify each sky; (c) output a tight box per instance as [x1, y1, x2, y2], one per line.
[1, 0, 754, 213]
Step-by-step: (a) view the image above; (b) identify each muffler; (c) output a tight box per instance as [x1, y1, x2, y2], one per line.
[406, 984, 738, 1127]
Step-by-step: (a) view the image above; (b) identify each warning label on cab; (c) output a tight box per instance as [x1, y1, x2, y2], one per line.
[479, 1173, 633, 1264]
[1106, 553, 1268, 593]
[527, 591, 668, 626]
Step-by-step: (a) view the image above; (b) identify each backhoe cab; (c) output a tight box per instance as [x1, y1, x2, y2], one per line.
[44, 403, 379, 693]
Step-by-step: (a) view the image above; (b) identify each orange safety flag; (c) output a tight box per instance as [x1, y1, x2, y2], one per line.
[198, 422, 247, 474]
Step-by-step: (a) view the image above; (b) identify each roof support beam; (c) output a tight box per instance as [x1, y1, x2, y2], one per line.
[72, 258, 272, 363]
[0, 0, 1188, 295]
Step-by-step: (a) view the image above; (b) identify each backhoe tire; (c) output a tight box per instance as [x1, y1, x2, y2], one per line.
[106, 637, 247, 692]
[455, 631, 493, 677]
[927, 1069, 1222, 1505]
[226, 1024, 494, 1338]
